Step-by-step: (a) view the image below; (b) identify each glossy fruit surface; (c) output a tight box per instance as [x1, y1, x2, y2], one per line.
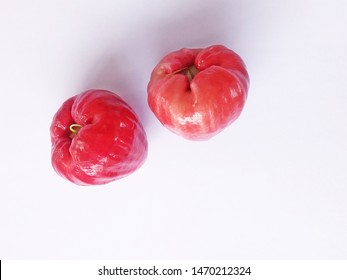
[50, 89, 147, 185]
[147, 45, 249, 140]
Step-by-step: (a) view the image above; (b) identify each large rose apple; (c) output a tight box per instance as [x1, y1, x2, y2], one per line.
[50, 89, 147, 186]
[147, 45, 249, 140]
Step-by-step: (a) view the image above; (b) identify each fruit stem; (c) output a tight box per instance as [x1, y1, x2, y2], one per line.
[69, 124, 82, 135]
[176, 65, 199, 82]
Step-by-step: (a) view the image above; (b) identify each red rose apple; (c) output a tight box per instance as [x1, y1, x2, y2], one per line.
[50, 89, 147, 186]
[147, 44, 249, 140]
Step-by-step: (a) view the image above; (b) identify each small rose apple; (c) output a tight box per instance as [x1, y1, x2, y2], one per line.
[147, 45, 249, 140]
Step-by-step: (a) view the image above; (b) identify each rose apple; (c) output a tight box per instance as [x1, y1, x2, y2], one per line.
[50, 89, 147, 186]
[147, 44, 249, 140]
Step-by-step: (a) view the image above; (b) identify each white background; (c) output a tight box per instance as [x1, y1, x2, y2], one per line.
[0, 0, 346, 259]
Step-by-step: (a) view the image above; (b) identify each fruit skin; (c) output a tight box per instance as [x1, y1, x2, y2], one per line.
[147, 44, 249, 140]
[50, 89, 147, 186]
